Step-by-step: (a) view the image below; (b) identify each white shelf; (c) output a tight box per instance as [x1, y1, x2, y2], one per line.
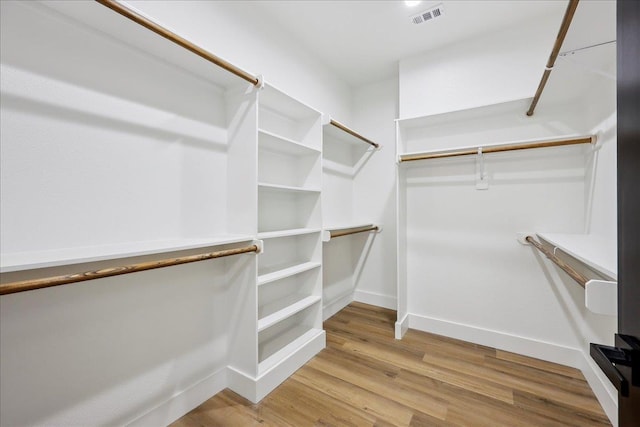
[259, 129, 320, 156]
[258, 295, 321, 332]
[0, 235, 255, 273]
[258, 182, 321, 194]
[398, 134, 591, 161]
[323, 223, 375, 232]
[40, 1, 242, 90]
[257, 228, 322, 240]
[258, 327, 323, 375]
[260, 83, 320, 121]
[323, 121, 375, 148]
[258, 261, 321, 286]
[537, 233, 617, 280]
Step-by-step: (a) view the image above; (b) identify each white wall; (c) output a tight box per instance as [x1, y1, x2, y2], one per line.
[127, 0, 352, 123]
[351, 78, 399, 309]
[0, 1, 352, 426]
[399, 13, 560, 119]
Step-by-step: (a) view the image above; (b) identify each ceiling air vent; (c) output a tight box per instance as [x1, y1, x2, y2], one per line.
[411, 3, 444, 25]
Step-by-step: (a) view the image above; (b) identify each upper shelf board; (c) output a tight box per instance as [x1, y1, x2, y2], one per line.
[38, 1, 245, 90]
[259, 82, 321, 121]
[323, 120, 377, 149]
[537, 232, 617, 280]
[397, 98, 536, 130]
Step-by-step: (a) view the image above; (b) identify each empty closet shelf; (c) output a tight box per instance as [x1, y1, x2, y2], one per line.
[398, 135, 595, 163]
[522, 234, 617, 316]
[258, 262, 321, 286]
[537, 233, 617, 280]
[0, 243, 260, 296]
[49, 1, 257, 88]
[258, 295, 321, 332]
[257, 228, 322, 239]
[258, 183, 321, 194]
[324, 117, 380, 149]
[259, 129, 320, 156]
[0, 235, 256, 273]
[259, 327, 324, 374]
[322, 224, 379, 241]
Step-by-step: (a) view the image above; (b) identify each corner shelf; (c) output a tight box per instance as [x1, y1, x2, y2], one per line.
[257, 295, 321, 332]
[257, 261, 321, 286]
[537, 233, 617, 280]
[0, 235, 255, 273]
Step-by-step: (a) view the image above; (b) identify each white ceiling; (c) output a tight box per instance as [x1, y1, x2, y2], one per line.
[249, 0, 571, 86]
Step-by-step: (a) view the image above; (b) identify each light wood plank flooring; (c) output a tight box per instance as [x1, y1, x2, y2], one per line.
[172, 302, 610, 426]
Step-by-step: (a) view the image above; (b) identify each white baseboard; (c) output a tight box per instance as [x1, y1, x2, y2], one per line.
[126, 367, 227, 427]
[395, 312, 409, 339]
[579, 353, 618, 426]
[353, 289, 396, 310]
[323, 292, 354, 321]
[228, 331, 326, 404]
[408, 313, 582, 368]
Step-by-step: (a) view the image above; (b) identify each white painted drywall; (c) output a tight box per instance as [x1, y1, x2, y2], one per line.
[351, 78, 399, 309]
[399, 13, 561, 119]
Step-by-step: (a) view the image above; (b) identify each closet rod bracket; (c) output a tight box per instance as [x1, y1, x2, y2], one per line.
[255, 74, 265, 90]
[475, 147, 489, 190]
[253, 239, 265, 254]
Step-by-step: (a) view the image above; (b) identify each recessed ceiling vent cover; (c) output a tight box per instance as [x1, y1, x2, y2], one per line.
[411, 3, 444, 25]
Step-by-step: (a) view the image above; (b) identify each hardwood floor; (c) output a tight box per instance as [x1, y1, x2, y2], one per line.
[171, 302, 610, 426]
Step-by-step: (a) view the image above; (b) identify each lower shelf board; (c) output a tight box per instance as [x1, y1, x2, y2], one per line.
[257, 261, 321, 286]
[258, 327, 324, 375]
[257, 295, 321, 332]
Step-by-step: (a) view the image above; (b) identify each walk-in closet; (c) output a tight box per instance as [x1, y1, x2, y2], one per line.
[1, 1, 638, 426]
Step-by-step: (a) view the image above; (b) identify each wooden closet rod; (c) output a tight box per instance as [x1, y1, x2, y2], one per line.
[526, 0, 580, 116]
[525, 236, 587, 287]
[330, 225, 379, 238]
[95, 0, 260, 86]
[330, 119, 380, 149]
[0, 244, 259, 296]
[398, 135, 594, 163]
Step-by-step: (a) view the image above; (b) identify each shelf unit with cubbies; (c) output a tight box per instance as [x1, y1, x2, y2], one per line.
[228, 83, 325, 403]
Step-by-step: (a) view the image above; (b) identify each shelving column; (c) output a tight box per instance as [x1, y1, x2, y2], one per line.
[247, 83, 325, 402]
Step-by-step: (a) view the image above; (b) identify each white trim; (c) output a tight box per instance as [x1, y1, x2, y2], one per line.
[228, 331, 326, 404]
[578, 353, 618, 426]
[395, 313, 409, 339]
[126, 367, 227, 427]
[227, 366, 258, 403]
[408, 313, 582, 367]
[353, 289, 396, 310]
[323, 292, 354, 321]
